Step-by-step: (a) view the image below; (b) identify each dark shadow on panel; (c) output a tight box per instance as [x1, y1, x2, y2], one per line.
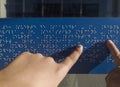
[51, 41, 110, 74]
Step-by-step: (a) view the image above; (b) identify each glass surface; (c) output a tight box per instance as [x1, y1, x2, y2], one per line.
[0, 0, 120, 18]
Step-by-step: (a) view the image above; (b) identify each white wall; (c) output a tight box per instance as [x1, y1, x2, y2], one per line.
[0, 0, 7, 18]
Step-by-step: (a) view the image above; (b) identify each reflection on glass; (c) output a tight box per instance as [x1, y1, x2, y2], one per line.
[0, 0, 120, 18]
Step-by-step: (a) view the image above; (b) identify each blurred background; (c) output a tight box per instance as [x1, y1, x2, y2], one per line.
[0, 0, 120, 18]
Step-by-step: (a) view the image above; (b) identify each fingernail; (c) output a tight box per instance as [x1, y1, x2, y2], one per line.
[107, 40, 113, 44]
[77, 45, 83, 51]
[108, 40, 112, 43]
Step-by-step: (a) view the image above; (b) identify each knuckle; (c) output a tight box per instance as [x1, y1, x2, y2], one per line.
[47, 57, 55, 62]
[17, 52, 32, 60]
[56, 64, 68, 75]
[34, 53, 43, 57]
[59, 63, 67, 70]
[22, 52, 32, 55]
[48, 57, 53, 59]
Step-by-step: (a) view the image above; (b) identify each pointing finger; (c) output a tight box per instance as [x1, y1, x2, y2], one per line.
[60, 45, 83, 72]
[107, 40, 120, 66]
[107, 40, 120, 58]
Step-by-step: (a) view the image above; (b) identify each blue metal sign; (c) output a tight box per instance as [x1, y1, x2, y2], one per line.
[0, 18, 119, 74]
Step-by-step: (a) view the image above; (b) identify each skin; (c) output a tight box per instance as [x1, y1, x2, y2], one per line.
[107, 40, 120, 66]
[0, 45, 83, 87]
[0, 40, 120, 87]
[106, 40, 120, 87]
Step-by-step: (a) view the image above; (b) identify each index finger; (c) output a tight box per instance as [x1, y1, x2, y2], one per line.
[107, 40, 120, 58]
[60, 45, 83, 71]
[107, 40, 120, 66]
